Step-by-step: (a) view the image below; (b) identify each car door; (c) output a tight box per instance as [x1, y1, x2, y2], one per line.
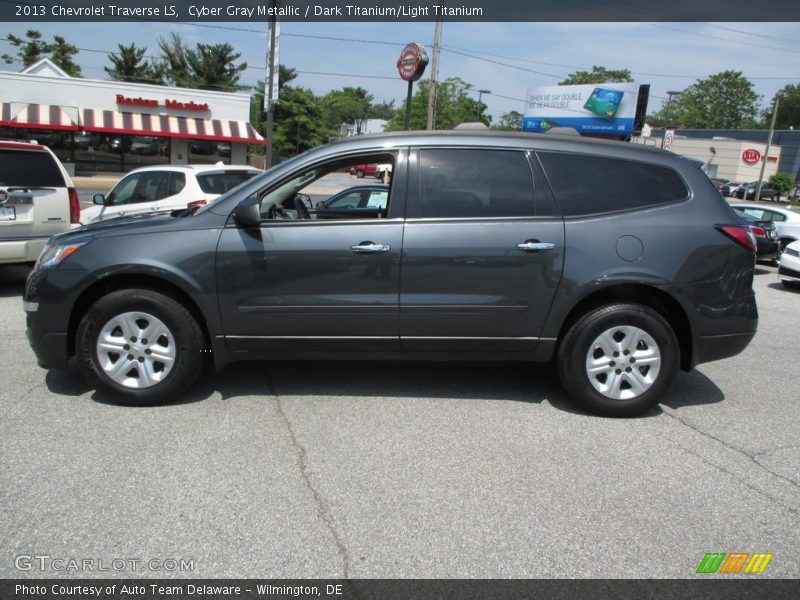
[98, 171, 174, 220]
[215, 152, 406, 352]
[399, 147, 564, 352]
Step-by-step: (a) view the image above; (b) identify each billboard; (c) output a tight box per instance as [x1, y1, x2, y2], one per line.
[523, 83, 643, 136]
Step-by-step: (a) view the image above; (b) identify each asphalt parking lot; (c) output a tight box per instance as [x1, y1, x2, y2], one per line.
[0, 262, 798, 579]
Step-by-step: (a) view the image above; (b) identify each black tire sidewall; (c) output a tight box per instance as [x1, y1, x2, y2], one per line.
[557, 303, 679, 417]
[76, 289, 204, 405]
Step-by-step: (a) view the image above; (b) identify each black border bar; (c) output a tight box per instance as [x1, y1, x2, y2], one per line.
[3, 0, 800, 22]
[2, 579, 800, 600]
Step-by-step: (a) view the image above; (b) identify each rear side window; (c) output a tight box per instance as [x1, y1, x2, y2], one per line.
[418, 149, 534, 218]
[0, 149, 65, 187]
[196, 171, 258, 194]
[537, 152, 689, 216]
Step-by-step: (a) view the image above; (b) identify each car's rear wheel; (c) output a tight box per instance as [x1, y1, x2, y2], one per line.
[355, 169, 365, 178]
[557, 303, 679, 417]
[76, 289, 204, 405]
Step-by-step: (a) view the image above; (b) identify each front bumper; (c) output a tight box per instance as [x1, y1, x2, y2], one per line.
[778, 264, 800, 285]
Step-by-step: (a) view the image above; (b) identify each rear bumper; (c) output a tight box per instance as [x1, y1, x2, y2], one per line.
[0, 237, 48, 264]
[693, 331, 757, 367]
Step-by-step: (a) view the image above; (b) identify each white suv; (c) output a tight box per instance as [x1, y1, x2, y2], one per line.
[81, 164, 262, 224]
[0, 140, 80, 264]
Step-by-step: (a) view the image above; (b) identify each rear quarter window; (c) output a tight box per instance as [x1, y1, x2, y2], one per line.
[196, 171, 258, 194]
[0, 149, 65, 187]
[537, 152, 689, 217]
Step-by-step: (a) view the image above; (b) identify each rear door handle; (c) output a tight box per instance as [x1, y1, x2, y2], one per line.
[351, 242, 391, 254]
[516, 241, 555, 252]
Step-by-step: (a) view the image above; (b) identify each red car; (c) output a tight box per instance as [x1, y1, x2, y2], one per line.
[349, 163, 378, 178]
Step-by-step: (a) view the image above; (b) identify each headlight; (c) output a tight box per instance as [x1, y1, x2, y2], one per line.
[36, 242, 86, 269]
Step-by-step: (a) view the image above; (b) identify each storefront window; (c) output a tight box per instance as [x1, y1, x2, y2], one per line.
[188, 139, 231, 165]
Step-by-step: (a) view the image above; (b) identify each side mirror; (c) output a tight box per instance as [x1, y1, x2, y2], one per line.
[232, 198, 261, 228]
[92, 194, 106, 206]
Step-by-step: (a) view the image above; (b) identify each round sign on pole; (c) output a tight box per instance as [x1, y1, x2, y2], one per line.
[742, 149, 762, 164]
[396, 43, 429, 82]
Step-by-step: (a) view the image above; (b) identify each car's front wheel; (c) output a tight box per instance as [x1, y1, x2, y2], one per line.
[76, 289, 205, 405]
[557, 303, 680, 417]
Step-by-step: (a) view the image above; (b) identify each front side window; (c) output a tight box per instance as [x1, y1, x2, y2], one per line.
[538, 152, 689, 216]
[107, 171, 171, 205]
[257, 153, 397, 221]
[417, 149, 534, 218]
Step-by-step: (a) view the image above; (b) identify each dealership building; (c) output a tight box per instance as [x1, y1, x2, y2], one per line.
[0, 58, 264, 173]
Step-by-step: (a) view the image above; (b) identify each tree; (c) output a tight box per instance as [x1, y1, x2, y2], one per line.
[559, 66, 633, 85]
[769, 172, 795, 196]
[105, 43, 162, 85]
[321, 87, 373, 133]
[492, 110, 523, 131]
[764, 84, 800, 130]
[157, 34, 246, 91]
[2, 30, 81, 75]
[385, 78, 490, 131]
[186, 43, 247, 91]
[368, 100, 396, 121]
[2, 29, 49, 66]
[48, 35, 81, 76]
[250, 65, 329, 157]
[157, 33, 193, 87]
[650, 71, 760, 129]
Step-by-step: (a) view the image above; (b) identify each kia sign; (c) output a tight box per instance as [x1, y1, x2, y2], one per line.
[742, 149, 762, 164]
[396, 43, 428, 82]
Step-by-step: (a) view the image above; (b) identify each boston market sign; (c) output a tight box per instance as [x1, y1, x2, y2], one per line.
[116, 94, 209, 113]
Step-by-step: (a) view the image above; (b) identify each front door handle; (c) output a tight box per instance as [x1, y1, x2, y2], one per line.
[516, 240, 555, 252]
[351, 242, 391, 254]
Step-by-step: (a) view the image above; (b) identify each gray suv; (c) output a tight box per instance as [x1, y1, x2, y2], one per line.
[24, 132, 758, 416]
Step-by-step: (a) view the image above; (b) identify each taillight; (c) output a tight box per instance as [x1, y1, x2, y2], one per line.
[67, 187, 81, 224]
[187, 200, 207, 209]
[716, 225, 756, 251]
[749, 226, 766, 237]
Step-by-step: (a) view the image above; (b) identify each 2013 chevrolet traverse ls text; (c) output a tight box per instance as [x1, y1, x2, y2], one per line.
[24, 131, 758, 416]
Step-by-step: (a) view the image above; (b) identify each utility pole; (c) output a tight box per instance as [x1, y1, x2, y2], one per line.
[264, 0, 278, 170]
[426, 8, 443, 130]
[476, 89, 491, 120]
[756, 97, 779, 202]
[661, 90, 681, 149]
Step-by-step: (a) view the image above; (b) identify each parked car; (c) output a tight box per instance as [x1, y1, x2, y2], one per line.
[709, 178, 731, 194]
[0, 140, 80, 264]
[349, 163, 378, 178]
[778, 240, 800, 289]
[737, 211, 779, 263]
[734, 181, 780, 201]
[348, 163, 392, 182]
[130, 136, 160, 155]
[729, 203, 800, 256]
[25, 131, 758, 417]
[189, 140, 214, 155]
[314, 185, 389, 218]
[720, 182, 743, 197]
[80, 164, 261, 224]
[216, 142, 231, 158]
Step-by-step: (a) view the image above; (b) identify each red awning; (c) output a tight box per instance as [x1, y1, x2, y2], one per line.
[0, 103, 264, 144]
[0, 102, 81, 130]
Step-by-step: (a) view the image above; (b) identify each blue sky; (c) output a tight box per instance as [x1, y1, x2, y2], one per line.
[2, 21, 799, 123]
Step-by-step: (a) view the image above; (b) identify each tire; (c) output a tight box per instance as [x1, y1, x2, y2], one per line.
[76, 289, 205, 405]
[356, 170, 365, 179]
[556, 303, 680, 417]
